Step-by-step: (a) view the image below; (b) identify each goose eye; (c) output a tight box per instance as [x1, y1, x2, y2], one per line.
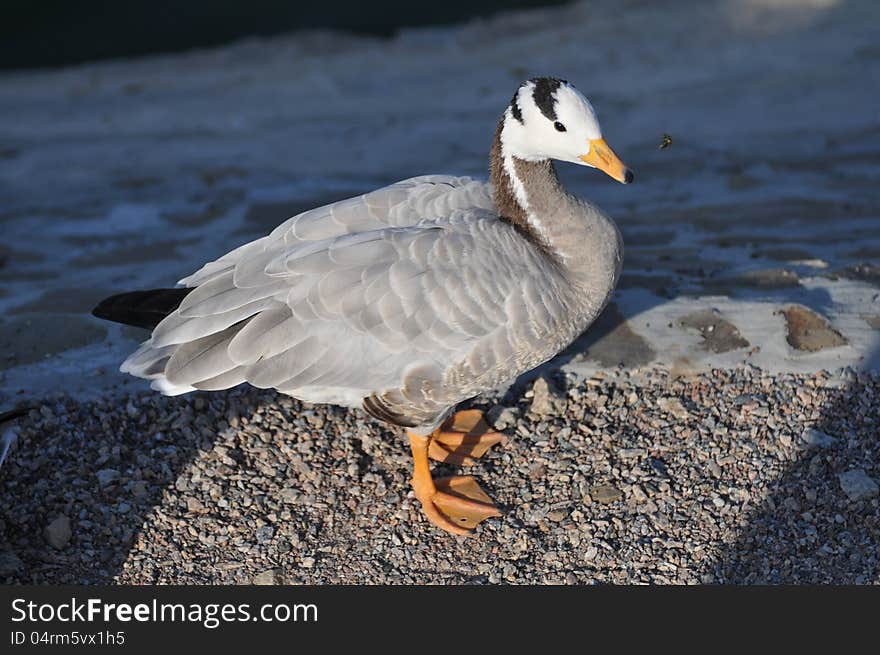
[554, 121, 566, 132]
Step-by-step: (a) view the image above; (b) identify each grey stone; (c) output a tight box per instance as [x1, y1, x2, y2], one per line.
[657, 397, 689, 420]
[591, 485, 623, 504]
[739, 268, 800, 289]
[253, 568, 284, 585]
[44, 515, 72, 550]
[486, 405, 518, 430]
[800, 428, 837, 449]
[530, 376, 567, 416]
[96, 468, 119, 487]
[838, 470, 879, 502]
[255, 526, 275, 543]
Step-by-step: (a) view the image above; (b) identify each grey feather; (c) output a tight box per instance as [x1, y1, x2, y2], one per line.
[165, 326, 241, 386]
[227, 306, 292, 363]
[193, 366, 248, 391]
[152, 297, 275, 347]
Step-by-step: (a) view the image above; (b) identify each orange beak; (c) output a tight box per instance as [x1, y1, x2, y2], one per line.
[579, 137, 633, 184]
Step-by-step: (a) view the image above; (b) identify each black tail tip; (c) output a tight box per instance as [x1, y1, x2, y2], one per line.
[91, 296, 115, 321]
[90, 288, 192, 330]
[0, 407, 32, 424]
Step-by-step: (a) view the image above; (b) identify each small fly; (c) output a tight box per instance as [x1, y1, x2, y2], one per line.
[658, 134, 673, 150]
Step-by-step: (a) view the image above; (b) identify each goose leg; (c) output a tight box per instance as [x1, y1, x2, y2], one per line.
[408, 429, 501, 536]
[427, 409, 507, 466]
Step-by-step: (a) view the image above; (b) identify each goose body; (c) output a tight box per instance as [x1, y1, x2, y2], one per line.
[95, 77, 632, 534]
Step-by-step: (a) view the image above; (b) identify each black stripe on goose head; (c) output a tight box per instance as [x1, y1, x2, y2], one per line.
[509, 90, 524, 123]
[529, 77, 568, 121]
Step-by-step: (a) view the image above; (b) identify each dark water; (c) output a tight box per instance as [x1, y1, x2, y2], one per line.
[3, 0, 568, 71]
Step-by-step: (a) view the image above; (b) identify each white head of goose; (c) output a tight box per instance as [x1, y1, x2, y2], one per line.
[93, 76, 633, 536]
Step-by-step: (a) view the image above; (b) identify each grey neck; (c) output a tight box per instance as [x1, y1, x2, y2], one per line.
[489, 117, 623, 291]
[489, 121, 560, 253]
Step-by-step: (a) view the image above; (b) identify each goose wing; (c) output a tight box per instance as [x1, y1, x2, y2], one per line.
[180, 175, 494, 287]
[137, 209, 567, 423]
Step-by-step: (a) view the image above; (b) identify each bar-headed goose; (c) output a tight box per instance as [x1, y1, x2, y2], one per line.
[94, 77, 633, 536]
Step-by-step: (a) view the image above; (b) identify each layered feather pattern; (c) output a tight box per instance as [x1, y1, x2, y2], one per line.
[121, 175, 593, 429]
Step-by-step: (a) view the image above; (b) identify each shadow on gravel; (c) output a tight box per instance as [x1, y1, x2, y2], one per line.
[712, 346, 880, 584]
[0, 390, 269, 584]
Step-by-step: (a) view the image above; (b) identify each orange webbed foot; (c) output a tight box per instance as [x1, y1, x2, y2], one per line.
[408, 416, 504, 536]
[427, 409, 507, 466]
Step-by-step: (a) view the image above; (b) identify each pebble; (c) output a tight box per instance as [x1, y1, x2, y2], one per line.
[253, 568, 284, 585]
[630, 485, 648, 503]
[96, 468, 119, 487]
[44, 515, 72, 550]
[801, 428, 837, 448]
[657, 397, 689, 420]
[838, 469, 879, 501]
[255, 526, 275, 543]
[591, 485, 623, 504]
[487, 406, 518, 430]
[529, 376, 567, 416]
[186, 497, 205, 513]
[132, 481, 148, 499]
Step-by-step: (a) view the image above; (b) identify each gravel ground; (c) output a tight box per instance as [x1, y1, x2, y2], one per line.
[1, 367, 879, 585]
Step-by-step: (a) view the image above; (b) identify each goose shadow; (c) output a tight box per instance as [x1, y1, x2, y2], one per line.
[708, 341, 880, 584]
[0, 388, 272, 583]
[498, 266, 877, 584]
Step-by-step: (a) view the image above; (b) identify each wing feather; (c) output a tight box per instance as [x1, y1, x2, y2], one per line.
[152, 297, 275, 347]
[125, 176, 568, 416]
[165, 326, 242, 386]
[227, 306, 294, 364]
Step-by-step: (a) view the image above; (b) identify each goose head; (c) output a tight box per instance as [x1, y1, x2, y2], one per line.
[501, 77, 633, 184]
